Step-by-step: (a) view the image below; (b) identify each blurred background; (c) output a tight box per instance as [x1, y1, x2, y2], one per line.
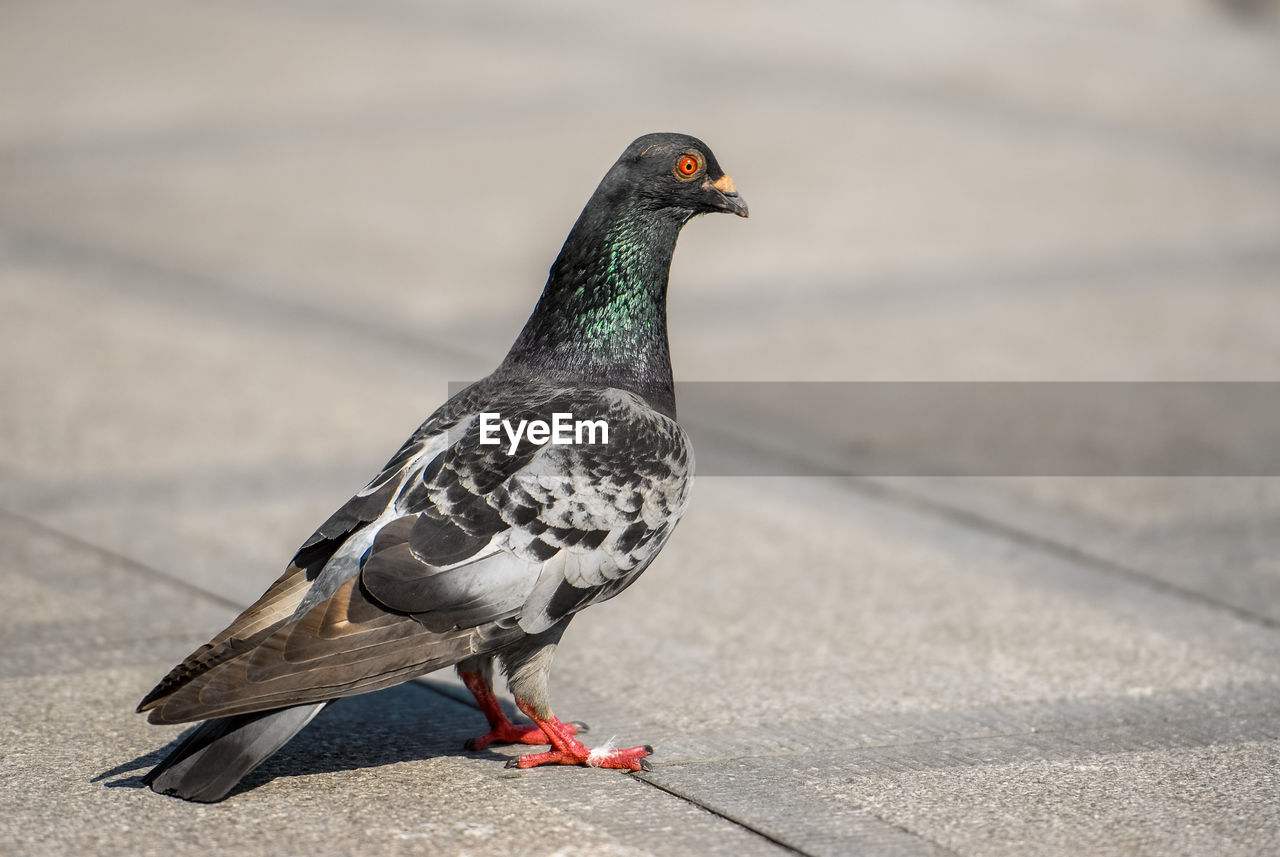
[4, 0, 1278, 618]
[3, 1, 1280, 854]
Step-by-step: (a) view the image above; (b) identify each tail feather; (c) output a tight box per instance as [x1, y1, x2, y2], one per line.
[143, 702, 328, 802]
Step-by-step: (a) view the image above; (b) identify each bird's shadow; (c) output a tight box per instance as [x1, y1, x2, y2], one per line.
[95, 678, 522, 799]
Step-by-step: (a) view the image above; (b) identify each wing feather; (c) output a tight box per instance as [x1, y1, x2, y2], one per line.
[140, 381, 692, 722]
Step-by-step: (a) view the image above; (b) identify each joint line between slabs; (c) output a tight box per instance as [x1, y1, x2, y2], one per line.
[410, 678, 818, 857]
[0, 507, 244, 612]
[631, 773, 817, 857]
[694, 425, 1280, 634]
[1, 225, 482, 369]
[637, 770, 963, 857]
[642, 704, 1280, 774]
[854, 477, 1280, 634]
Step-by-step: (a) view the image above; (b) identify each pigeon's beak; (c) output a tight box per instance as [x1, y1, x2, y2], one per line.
[707, 174, 749, 218]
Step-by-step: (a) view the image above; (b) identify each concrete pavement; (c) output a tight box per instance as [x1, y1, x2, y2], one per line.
[2, 1, 1279, 855]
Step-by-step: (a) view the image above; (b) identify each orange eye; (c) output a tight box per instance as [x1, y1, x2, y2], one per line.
[675, 154, 701, 179]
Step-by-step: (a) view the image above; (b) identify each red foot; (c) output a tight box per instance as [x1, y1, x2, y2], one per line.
[459, 670, 582, 751]
[504, 698, 652, 772]
[505, 743, 652, 771]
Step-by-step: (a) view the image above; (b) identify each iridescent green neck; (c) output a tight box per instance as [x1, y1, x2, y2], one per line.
[501, 204, 683, 416]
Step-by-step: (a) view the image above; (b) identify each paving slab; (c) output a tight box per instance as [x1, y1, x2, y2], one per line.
[6, 470, 1278, 855]
[5, 668, 796, 857]
[866, 477, 1280, 627]
[0, 512, 233, 680]
[0, 512, 796, 857]
[644, 735, 1280, 857]
[0, 256, 480, 607]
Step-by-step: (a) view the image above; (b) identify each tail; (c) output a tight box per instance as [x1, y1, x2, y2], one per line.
[143, 702, 328, 802]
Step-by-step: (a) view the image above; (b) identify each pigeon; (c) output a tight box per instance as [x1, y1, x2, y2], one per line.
[136, 132, 747, 802]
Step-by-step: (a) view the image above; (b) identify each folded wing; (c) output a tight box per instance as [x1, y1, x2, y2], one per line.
[139, 384, 692, 725]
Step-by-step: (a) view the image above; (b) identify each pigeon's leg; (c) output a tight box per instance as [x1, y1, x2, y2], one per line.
[499, 627, 650, 771]
[457, 658, 581, 751]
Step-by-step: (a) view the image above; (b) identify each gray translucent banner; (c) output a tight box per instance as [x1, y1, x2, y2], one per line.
[450, 382, 1280, 476]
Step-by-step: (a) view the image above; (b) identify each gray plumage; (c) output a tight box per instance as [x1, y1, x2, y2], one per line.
[137, 132, 746, 800]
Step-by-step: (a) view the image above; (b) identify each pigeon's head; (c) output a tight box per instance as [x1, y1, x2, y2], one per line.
[601, 132, 748, 221]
